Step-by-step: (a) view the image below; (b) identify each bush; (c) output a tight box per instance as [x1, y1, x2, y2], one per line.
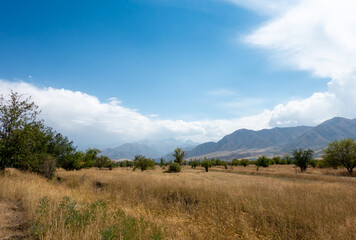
[322, 138, 356, 175]
[189, 159, 200, 169]
[39, 154, 57, 179]
[201, 158, 211, 172]
[292, 148, 314, 172]
[240, 159, 250, 167]
[256, 155, 271, 169]
[231, 159, 239, 166]
[133, 155, 155, 171]
[168, 163, 181, 173]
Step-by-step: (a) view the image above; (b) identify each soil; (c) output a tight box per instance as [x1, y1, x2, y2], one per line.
[0, 199, 29, 240]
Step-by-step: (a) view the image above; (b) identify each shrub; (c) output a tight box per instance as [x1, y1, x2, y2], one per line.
[173, 148, 185, 165]
[292, 148, 314, 172]
[256, 155, 271, 169]
[231, 159, 239, 166]
[133, 155, 155, 171]
[168, 163, 181, 173]
[240, 159, 250, 167]
[322, 138, 356, 175]
[39, 154, 57, 179]
[189, 159, 200, 169]
[201, 158, 211, 172]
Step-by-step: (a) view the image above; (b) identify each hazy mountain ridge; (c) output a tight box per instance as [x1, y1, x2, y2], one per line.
[102, 139, 198, 160]
[186, 117, 356, 160]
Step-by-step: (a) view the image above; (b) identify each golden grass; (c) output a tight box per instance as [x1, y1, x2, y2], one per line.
[1, 165, 356, 239]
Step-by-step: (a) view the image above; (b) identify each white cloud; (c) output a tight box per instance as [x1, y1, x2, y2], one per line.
[230, 0, 356, 127]
[0, 80, 271, 147]
[3, 0, 356, 148]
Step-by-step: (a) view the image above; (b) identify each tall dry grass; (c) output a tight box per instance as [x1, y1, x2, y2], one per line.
[1, 165, 356, 239]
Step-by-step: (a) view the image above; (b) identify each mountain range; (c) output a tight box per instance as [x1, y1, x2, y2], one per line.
[102, 117, 356, 161]
[101, 138, 197, 160]
[185, 117, 356, 160]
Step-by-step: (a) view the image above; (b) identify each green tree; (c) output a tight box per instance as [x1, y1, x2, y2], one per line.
[255, 155, 271, 170]
[240, 159, 250, 167]
[0, 91, 43, 172]
[59, 151, 83, 171]
[173, 148, 185, 165]
[189, 159, 200, 169]
[168, 162, 181, 172]
[83, 148, 101, 168]
[231, 159, 239, 166]
[201, 158, 211, 172]
[133, 155, 155, 171]
[45, 128, 77, 169]
[159, 158, 166, 168]
[94, 155, 111, 169]
[292, 148, 314, 172]
[283, 154, 293, 164]
[322, 138, 356, 175]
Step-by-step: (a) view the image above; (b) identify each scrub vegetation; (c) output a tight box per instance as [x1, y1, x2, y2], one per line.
[2, 92, 356, 239]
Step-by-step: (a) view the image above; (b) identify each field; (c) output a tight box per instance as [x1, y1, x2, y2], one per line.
[1, 165, 356, 239]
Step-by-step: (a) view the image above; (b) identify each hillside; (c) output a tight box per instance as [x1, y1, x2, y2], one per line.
[102, 139, 197, 160]
[186, 117, 356, 160]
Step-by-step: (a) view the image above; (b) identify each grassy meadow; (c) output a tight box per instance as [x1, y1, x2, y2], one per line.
[1, 165, 356, 239]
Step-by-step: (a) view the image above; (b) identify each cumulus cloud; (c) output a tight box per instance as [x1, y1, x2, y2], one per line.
[0, 80, 271, 147]
[231, 0, 356, 127]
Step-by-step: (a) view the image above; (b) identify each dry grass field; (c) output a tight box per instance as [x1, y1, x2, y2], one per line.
[1, 165, 356, 239]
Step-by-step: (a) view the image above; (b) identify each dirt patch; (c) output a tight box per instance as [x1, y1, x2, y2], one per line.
[0, 199, 29, 240]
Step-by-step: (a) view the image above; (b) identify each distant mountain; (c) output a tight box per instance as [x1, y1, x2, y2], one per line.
[186, 117, 356, 160]
[283, 117, 356, 151]
[102, 139, 198, 160]
[101, 143, 159, 160]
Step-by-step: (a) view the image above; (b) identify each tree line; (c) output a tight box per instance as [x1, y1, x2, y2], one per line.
[0, 92, 116, 178]
[1, 91, 356, 178]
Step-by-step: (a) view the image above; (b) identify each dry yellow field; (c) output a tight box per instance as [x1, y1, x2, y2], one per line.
[1, 165, 356, 239]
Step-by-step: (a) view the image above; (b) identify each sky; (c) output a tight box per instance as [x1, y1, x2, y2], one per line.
[1, 0, 356, 148]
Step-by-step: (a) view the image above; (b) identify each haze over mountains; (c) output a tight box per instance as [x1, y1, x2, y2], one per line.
[101, 138, 197, 160]
[102, 117, 356, 161]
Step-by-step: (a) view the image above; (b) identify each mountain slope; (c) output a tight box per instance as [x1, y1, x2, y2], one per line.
[187, 117, 356, 159]
[102, 139, 198, 160]
[283, 117, 356, 151]
[186, 126, 311, 158]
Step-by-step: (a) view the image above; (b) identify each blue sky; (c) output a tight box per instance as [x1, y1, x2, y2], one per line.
[1, 0, 355, 147]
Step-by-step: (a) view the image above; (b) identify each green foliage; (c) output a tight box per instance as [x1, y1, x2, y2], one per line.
[59, 151, 83, 171]
[120, 160, 133, 168]
[0, 91, 43, 171]
[322, 138, 356, 175]
[309, 159, 318, 168]
[292, 148, 314, 172]
[94, 155, 111, 169]
[172, 148, 185, 165]
[240, 159, 250, 167]
[38, 154, 57, 179]
[231, 159, 239, 166]
[159, 158, 166, 168]
[283, 154, 293, 164]
[46, 128, 77, 169]
[83, 148, 101, 168]
[133, 155, 155, 171]
[189, 159, 200, 169]
[256, 156, 271, 169]
[201, 158, 211, 172]
[168, 163, 181, 173]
